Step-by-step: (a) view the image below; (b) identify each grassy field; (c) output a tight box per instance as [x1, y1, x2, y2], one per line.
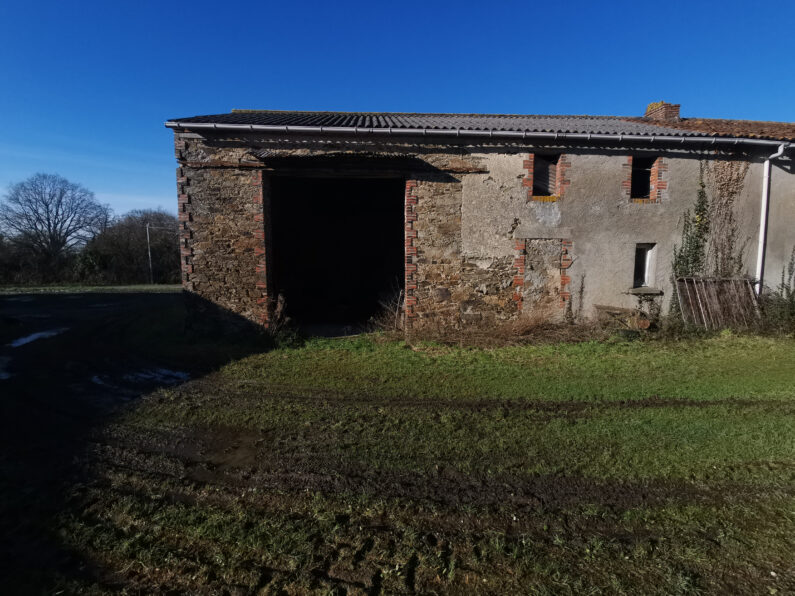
[29, 317, 793, 595]
[0, 283, 181, 295]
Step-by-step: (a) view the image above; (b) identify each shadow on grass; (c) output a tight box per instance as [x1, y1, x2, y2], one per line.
[0, 290, 278, 591]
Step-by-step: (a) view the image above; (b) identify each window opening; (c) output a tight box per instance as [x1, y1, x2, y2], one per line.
[633, 243, 656, 288]
[631, 157, 655, 199]
[532, 154, 560, 197]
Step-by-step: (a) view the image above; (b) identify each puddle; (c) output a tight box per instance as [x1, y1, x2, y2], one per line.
[122, 368, 190, 384]
[0, 356, 10, 380]
[92, 368, 190, 388]
[7, 328, 70, 348]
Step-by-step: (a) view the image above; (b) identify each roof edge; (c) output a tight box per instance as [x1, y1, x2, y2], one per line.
[228, 108, 626, 120]
[164, 120, 794, 150]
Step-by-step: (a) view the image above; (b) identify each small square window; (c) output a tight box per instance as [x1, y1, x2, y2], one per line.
[532, 154, 560, 197]
[633, 243, 656, 288]
[630, 157, 655, 199]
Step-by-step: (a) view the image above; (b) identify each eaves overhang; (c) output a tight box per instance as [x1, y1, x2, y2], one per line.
[164, 120, 794, 152]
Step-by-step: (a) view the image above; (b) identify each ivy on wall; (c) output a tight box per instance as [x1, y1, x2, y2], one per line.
[673, 159, 750, 279]
[670, 160, 750, 314]
[672, 162, 711, 278]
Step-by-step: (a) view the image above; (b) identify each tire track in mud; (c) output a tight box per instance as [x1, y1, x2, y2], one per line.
[172, 386, 795, 418]
[86, 424, 792, 515]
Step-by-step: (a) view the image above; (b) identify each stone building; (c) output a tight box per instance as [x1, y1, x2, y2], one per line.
[166, 102, 795, 331]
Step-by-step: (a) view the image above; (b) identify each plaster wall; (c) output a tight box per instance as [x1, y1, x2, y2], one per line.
[765, 163, 795, 287]
[462, 152, 777, 315]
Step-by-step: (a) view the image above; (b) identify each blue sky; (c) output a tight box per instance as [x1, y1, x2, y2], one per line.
[1, 0, 793, 215]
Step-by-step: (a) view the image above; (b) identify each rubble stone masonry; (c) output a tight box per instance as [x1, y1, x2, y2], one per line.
[177, 138, 270, 326]
[173, 131, 793, 331]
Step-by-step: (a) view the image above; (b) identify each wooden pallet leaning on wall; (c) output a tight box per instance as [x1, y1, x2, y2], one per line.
[676, 277, 760, 330]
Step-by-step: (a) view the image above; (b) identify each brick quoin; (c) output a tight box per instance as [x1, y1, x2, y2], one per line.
[522, 155, 534, 202]
[404, 180, 419, 323]
[176, 166, 194, 288]
[512, 240, 526, 310]
[649, 157, 668, 203]
[555, 155, 572, 198]
[251, 171, 269, 326]
[559, 239, 573, 308]
[621, 156, 633, 198]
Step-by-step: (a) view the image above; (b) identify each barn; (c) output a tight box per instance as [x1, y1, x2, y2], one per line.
[166, 102, 795, 332]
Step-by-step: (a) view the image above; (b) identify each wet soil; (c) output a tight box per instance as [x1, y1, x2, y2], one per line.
[0, 293, 792, 594]
[0, 291, 261, 592]
[93, 422, 791, 515]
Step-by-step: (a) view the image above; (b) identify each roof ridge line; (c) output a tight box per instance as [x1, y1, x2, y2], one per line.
[229, 109, 628, 120]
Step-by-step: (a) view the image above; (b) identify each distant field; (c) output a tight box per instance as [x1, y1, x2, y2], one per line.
[0, 283, 181, 294]
[42, 323, 795, 594]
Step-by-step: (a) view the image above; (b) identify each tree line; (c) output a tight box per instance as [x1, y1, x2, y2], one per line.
[0, 173, 180, 285]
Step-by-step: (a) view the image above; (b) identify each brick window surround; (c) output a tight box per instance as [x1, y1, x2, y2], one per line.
[623, 155, 668, 204]
[512, 238, 574, 311]
[523, 153, 571, 202]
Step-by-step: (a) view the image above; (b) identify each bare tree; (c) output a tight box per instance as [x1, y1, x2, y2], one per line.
[0, 173, 111, 275]
[80, 209, 180, 284]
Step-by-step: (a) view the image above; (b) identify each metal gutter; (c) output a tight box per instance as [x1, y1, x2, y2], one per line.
[164, 120, 795, 150]
[755, 143, 788, 294]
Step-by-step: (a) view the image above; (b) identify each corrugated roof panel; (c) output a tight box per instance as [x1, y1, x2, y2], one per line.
[166, 110, 794, 141]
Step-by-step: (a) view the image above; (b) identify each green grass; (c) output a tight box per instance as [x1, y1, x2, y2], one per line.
[0, 283, 181, 294]
[171, 335, 788, 484]
[219, 333, 795, 402]
[9, 325, 795, 593]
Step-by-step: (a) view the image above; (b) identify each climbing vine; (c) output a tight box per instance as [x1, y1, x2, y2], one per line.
[670, 159, 750, 315]
[673, 159, 749, 279]
[672, 162, 710, 278]
[705, 159, 750, 277]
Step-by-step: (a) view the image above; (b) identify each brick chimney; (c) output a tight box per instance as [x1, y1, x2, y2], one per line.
[645, 101, 680, 122]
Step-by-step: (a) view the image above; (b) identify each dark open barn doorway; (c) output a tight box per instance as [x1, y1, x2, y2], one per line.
[270, 177, 405, 333]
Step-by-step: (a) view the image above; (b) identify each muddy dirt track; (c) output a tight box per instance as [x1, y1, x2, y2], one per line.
[0, 292, 205, 589]
[1, 292, 793, 594]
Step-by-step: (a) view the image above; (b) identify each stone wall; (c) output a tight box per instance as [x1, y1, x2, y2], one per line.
[173, 130, 795, 331]
[410, 178, 464, 325]
[177, 139, 269, 327]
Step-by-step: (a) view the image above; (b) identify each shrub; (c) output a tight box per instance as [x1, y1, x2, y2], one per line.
[760, 247, 795, 332]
